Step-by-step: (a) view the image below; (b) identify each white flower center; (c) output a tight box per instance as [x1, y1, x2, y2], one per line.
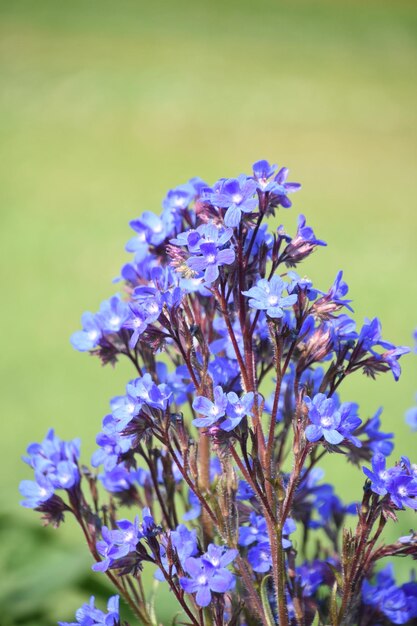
[110, 316, 120, 328]
[398, 486, 407, 496]
[321, 417, 332, 428]
[127, 402, 135, 414]
[39, 487, 48, 497]
[88, 330, 99, 340]
[232, 193, 243, 204]
[206, 254, 216, 264]
[379, 471, 388, 480]
[267, 295, 279, 306]
[197, 575, 208, 585]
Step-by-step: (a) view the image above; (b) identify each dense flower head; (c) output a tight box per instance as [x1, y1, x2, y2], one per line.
[21, 159, 416, 625]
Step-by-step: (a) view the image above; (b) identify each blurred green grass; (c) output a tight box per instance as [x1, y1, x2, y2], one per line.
[1, 0, 417, 623]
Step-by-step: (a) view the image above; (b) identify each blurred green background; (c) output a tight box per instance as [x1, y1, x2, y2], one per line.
[1, 0, 417, 623]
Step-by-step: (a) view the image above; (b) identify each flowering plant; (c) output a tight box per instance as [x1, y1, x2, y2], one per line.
[20, 159, 417, 626]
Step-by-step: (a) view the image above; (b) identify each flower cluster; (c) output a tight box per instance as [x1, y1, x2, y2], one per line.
[20, 159, 415, 626]
[179, 545, 237, 607]
[58, 596, 120, 626]
[19, 429, 80, 521]
[363, 454, 417, 510]
[363, 565, 417, 625]
[238, 513, 296, 573]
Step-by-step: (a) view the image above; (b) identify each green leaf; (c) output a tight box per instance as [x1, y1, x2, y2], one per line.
[260, 575, 276, 626]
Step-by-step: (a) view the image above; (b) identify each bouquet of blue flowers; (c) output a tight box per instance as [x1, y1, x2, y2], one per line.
[20, 160, 417, 626]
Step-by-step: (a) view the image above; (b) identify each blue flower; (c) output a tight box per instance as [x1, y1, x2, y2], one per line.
[124, 296, 162, 349]
[155, 524, 198, 581]
[241, 515, 295, 573]
[19, 429, 81, 508]
[305, 394, 362, 446]
[247, 522, 294, 571]
[270, 167, 301, 208]
[187, 242, 235, 284]
[179, 544, 236, 607]
[208, 356, 240, 389]
[70, 312, 102, 352]
[19, 478, 54, 509]
[386, 472, 417, 510]
[378, 345, 410, 382]
[93, 509, 155, 572]
[363, 453, 389, 496]
[296, 561, 325, 597]
[221, 391, 255, 431]
[97, 295, 131, 334]
[242, 276, 297, 318]
[236, 480, 255, 501]
[287, 271, 319, 301]
[210, 175, 258, 227]
[58, 595, 120, 626]
[127, 373, 171, 412]
[108, 390, 143, 431]
[162, 184, 194, 215]
[238, 512, 269, 547]
[358, 317, 390, 352]
[356, 318, 410, 380]
[126, 211, 168, 259]
[248, 541, 272, 573]
[326, 314, 358, 350]
[92, 525, 131, 572]
[281, 214, 326, 265]
[363, 565, 417, 625]
[91, 429, 133, 471]
[364, 407, 394, 456]
[252, 159, 277, 191]
[192, 386, 228, 428]
[363, 455, 417, 509]
[99, 463, 138, 493]
[174, 222, 234, 252]
[155, 362, 190, 406]
[314, 271, 353, 315]
[202, 544, 238, 569]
